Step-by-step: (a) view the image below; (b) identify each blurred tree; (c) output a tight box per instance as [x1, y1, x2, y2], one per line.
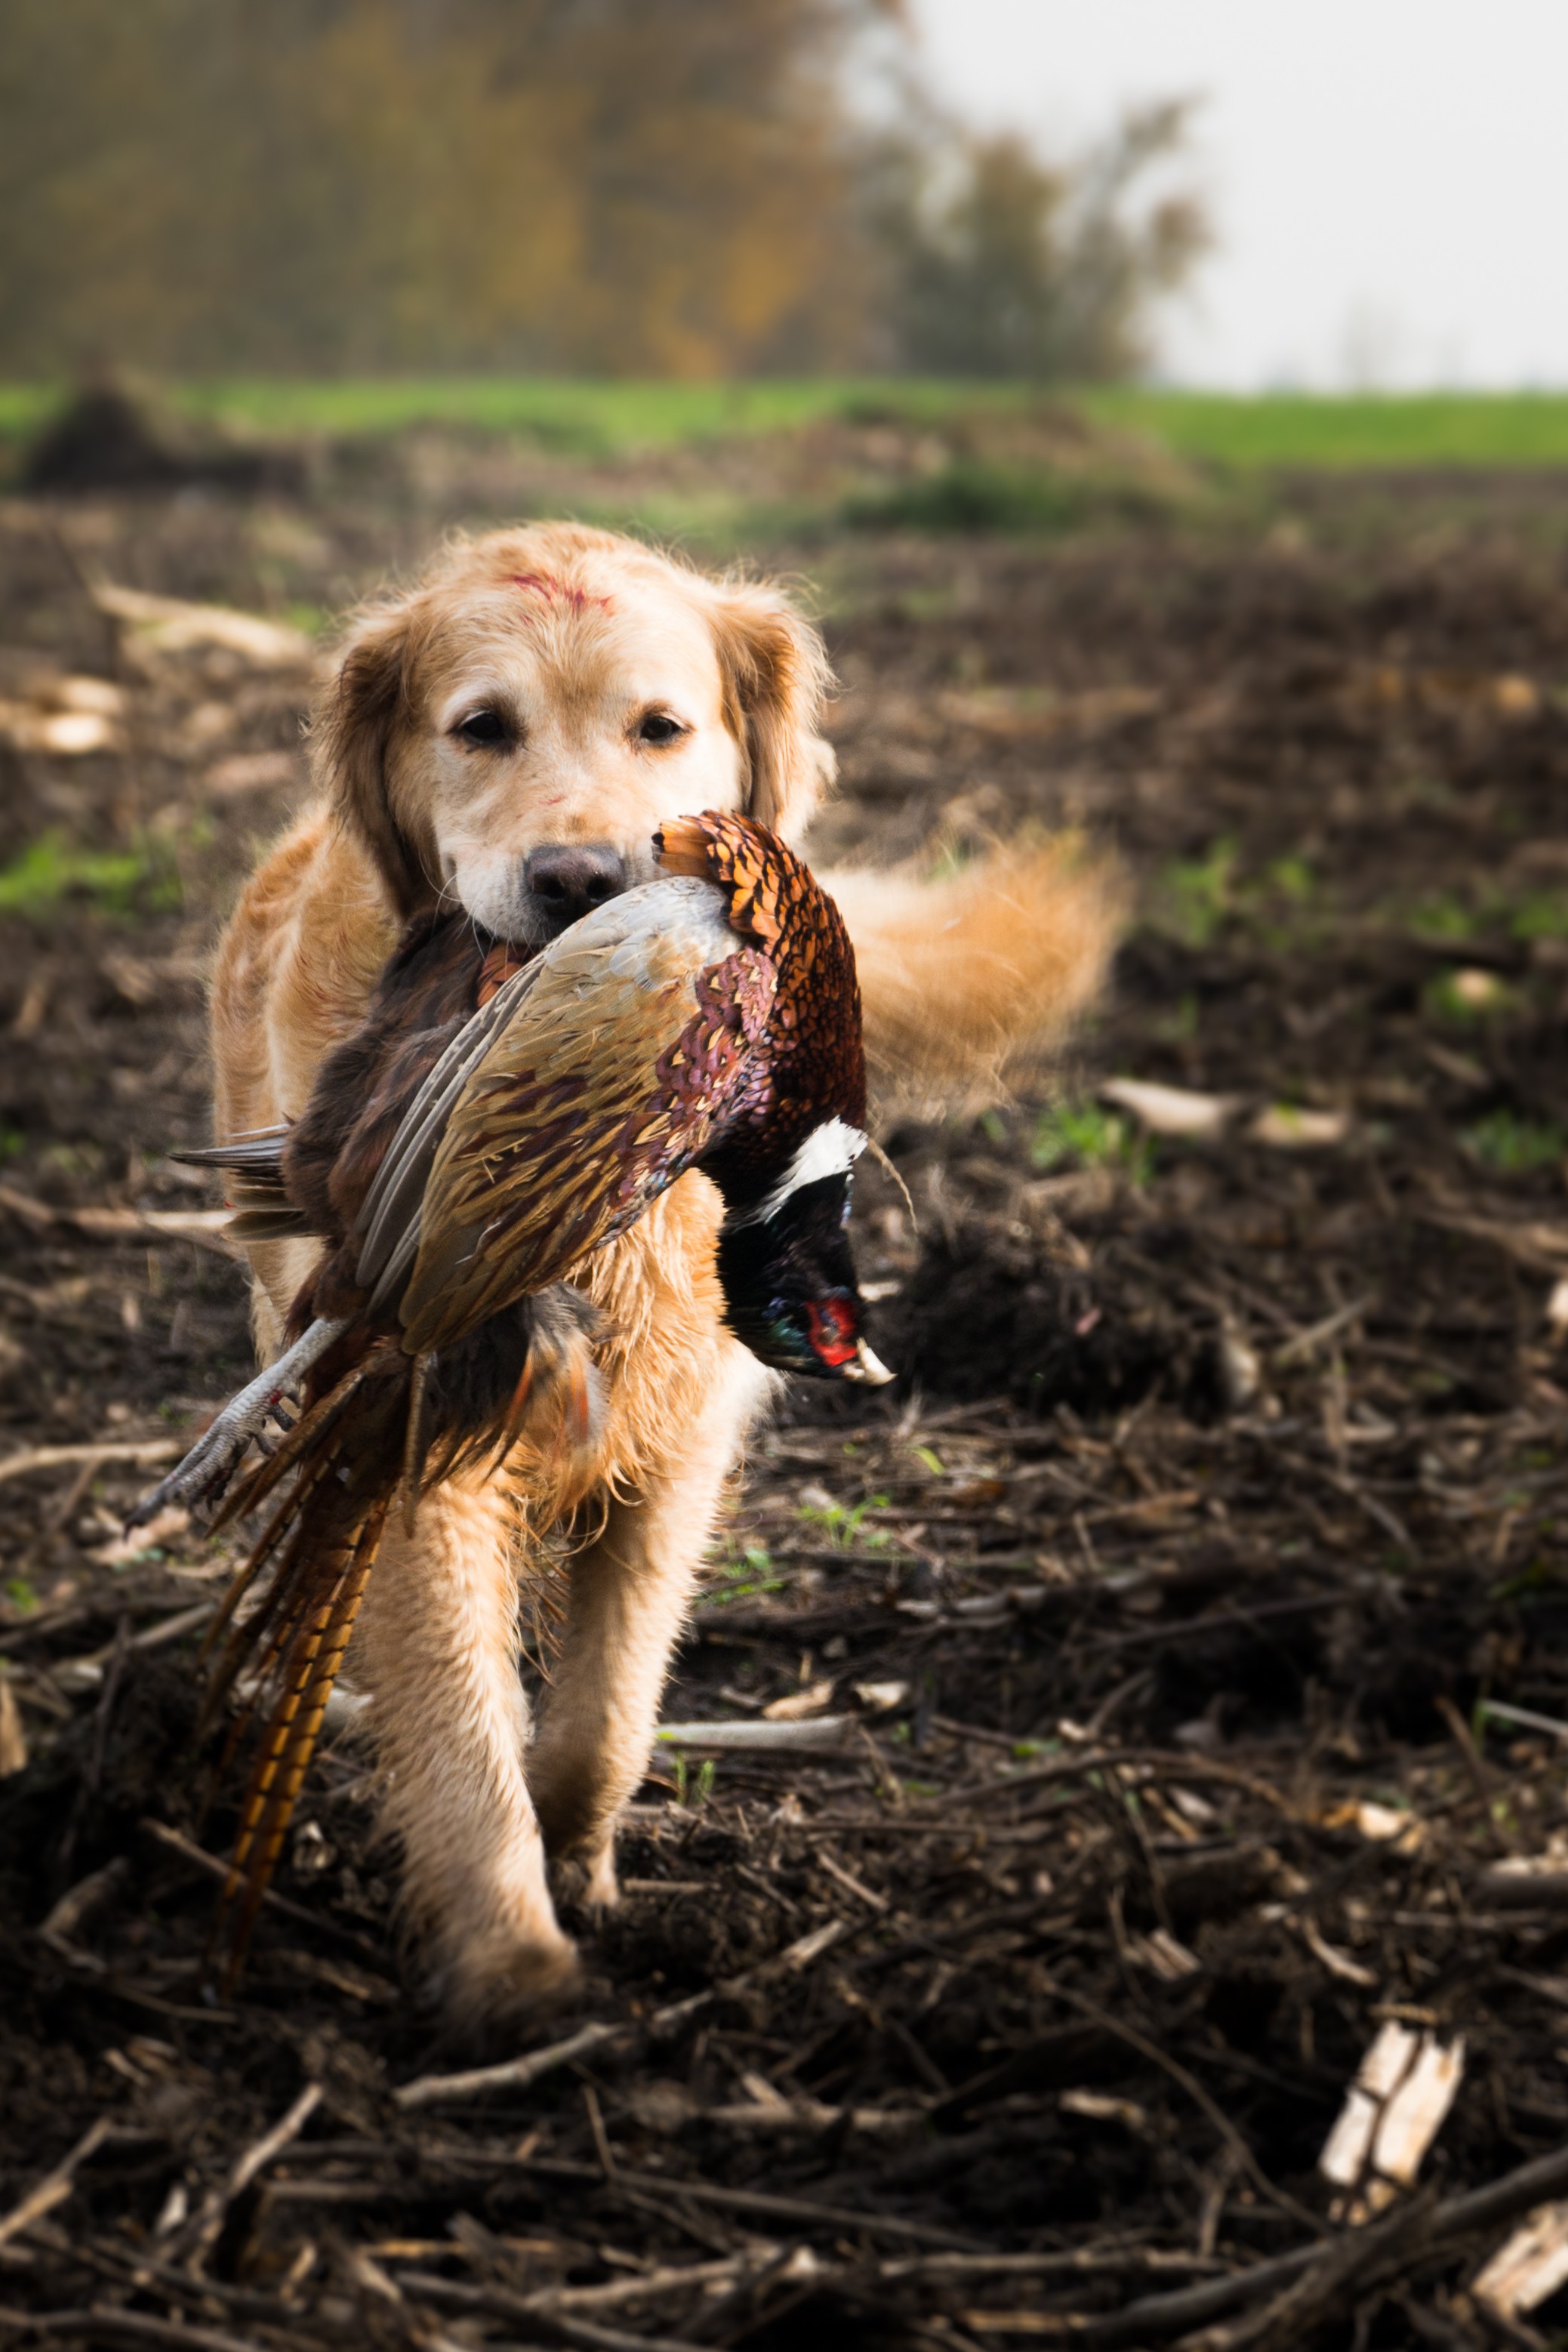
[0, 0, 877, 375]
[0, 4, 1207, 380]
[877, 101, 1211, 380]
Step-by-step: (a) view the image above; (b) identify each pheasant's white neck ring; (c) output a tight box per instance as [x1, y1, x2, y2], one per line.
[732, 1115, 867, 1228]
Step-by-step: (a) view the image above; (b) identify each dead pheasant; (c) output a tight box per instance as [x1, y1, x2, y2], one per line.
[131, 812, 890, 1981]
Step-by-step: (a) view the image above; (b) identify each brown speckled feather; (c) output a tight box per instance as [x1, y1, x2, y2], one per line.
[398, 877, 775, 1352]
[656, 810, 866, 1179]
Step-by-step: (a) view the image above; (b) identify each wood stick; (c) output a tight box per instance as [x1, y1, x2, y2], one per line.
[0, 1438, 180, 1489]
[876, 2248, 1230, 2282]
[393, 2272, 710, 2352]
[182, 2082, 322, 2266]
[394, 2018, 636, 2112]
[137, 1819, 384, 1958]
[410, 2153, 977, 2249]
[934, 1744, 1303, 1815]
[395, 1921, 847, 2110]
[541, 2255, 747, 2316]
[652, 1714, 853, 1754]
[1067, 2138, 1568, 2348]
[1036, 1976, 1325, 2239]
[0, 2120, 115, 2254]
[0, 2307, 265, 2352]
[0, 1183, 238, 1257]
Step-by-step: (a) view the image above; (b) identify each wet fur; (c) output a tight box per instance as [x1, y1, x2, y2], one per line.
[209, 522, 1119, 2030]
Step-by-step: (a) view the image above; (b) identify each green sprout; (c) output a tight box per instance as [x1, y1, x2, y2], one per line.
[701, 1540, 783, 1605]
[1157, 836, 1237, 947]
[1031, 1100, 1153, 1185]
[0, 830, 182, 920]
[797, 1494, 893, 1549]
[1461, 1109, 1566, 1175]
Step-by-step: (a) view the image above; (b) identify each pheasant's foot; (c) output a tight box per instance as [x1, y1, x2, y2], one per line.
[125, 1314, 349, 1527]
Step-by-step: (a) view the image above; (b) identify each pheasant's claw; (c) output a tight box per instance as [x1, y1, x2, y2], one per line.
[127, 1425, 252, 1527]
[124, 1314, 350, 1530]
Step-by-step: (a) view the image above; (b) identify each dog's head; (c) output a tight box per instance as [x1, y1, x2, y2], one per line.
[314, 525, 835, 945]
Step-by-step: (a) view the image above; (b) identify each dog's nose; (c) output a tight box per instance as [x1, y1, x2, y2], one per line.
[522, 843, 627, 933]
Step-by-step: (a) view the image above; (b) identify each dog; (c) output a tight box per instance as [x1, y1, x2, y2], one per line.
[208, 522, 1117, 2027]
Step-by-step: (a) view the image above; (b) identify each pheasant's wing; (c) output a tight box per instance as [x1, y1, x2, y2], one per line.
[354, 958, 541, 1298]
[394, 877, 774, 1356]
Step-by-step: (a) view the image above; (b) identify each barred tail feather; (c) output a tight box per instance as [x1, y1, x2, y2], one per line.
[208, 1505, 384, 1990]
[196, 1364, 405, 1990]
[194, 1293, 608, 1988]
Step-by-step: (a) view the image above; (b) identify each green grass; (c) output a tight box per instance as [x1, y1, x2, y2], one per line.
[1148, 837, 1335, 955]
[1408, 890, 1483, 943]
[0, 376, 1034, 457]
[1086, 390, 1568, 472]
[1154, 837, 1239, 947]
[700, 1541, 784, 1605]
[796, 1493, 894, 1549]
[1511, 891, 1568, 942]
[0, 831, 180, 919]
[1461, 1109, 1566, 1176]
[8, 378, 1568, 471]
[1031, 1100, 1153, 1185]
[845, 458, 1115, 535]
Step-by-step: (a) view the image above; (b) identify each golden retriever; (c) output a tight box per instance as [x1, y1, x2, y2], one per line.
[209, 523, 1115, 2028]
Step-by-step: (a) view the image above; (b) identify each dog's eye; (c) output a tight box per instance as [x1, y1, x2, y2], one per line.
[456, 708, 509, 747]
[636, 711, 687, 747]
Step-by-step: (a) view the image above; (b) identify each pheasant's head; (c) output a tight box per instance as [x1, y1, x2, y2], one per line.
[657, 809, 892, 1386]
[714, 1122, 892, 1386]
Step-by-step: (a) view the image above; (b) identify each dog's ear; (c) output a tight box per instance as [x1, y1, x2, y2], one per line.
[708, 582, 834, 841]
[314, 601, 438, 918]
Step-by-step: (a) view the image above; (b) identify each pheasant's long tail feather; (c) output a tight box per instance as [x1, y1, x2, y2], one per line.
[199, 1444, 348, 1706]
[206, 1500, 386, 1991]
[195, 1293, 608, 1988]
[194, 1342, 408, 1989]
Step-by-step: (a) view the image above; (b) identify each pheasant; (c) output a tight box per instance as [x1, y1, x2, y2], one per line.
[131, 811, 890, 1978]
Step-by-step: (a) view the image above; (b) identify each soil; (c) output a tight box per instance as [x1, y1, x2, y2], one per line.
[1, 431, 1567, 2350]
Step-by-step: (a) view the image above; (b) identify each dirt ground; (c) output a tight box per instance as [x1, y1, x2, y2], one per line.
[2, 419, 1568, 2350]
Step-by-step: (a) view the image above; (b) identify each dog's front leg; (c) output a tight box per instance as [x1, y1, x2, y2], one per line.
[528, 1355, 769, 1903]
[352, 1471, 577, 2030]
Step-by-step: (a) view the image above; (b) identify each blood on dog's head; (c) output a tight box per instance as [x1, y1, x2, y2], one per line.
[314, 524, 836, 940]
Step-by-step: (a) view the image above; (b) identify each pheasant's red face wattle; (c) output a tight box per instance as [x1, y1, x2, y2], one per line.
[806, 1296, 858, 1368]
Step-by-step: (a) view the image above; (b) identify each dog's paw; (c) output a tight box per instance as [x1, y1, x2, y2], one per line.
[429, 1925, 583, 2054]
[552, 1842, 620, 1916]
[582, 1842, 619, 1910]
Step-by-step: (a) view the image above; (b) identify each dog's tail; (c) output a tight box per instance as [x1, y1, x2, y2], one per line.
[827, 836, 1123, 1116]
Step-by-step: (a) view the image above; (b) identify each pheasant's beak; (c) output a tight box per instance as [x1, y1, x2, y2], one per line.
[844, 1337, 895, 1386]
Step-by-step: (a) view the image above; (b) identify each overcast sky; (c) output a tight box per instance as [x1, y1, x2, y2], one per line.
[906, 0, 1568, 390]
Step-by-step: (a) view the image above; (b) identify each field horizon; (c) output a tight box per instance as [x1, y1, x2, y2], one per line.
[5, 376, 1568, 471]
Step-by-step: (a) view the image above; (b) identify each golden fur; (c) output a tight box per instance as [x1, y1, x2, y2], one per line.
[209, 524, 1117, 2028]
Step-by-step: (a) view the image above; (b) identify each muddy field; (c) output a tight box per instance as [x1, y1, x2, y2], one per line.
[2, 421, 1568, 2350]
